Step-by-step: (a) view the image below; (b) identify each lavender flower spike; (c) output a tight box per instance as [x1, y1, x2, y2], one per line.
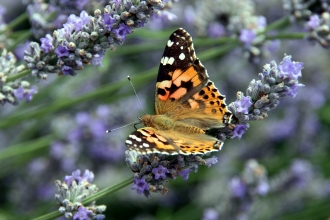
[0, 50, 38, 106]
[126, 150, 215, 197]
[219, 54, 304, 140]
[55, 169, 106, 219]
[24, 1, 168, 80]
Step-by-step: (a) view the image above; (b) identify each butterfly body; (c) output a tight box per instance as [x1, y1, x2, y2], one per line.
[125, 28, 232, 155]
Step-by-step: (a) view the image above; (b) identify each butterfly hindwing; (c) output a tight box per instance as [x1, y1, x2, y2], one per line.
[126, 127, 223, 155]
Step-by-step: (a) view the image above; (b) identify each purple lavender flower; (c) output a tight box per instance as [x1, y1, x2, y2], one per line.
[13, 86, 38, 102]
[132, 177, 149, 195]
[207, 22, 226, 38]
[14, 41, 31, 60]
[202, 208, 219, 220]
[91, 52, 105, 67]
[307, 15, 320, 29]
[239, 29, 256, 45]
[113, 23, 131, 43]
[205, 156, 218, 168]
[152, 165, 169, 180]
[24, 86, 37, 102]
[235, 96, 252, 114]
[285, 83, 304, 98]
[81, 170, 95, 183]
[73, 207, 93, 220]
[64, 169, 94, 186]
[278, 56, 304, 80]
[179, 168, 192, 181]
[232, 124, 248, 139]
[62, 65, 75, 76]
[229, 177, 247, 198]
[103, 13, 117, 31]
[75, 112, 90, 126]
[40, 34, 53, 53]
[55, 45, 70, 58]
[13, 87, 24, 101]
[256, 180, 269, 196]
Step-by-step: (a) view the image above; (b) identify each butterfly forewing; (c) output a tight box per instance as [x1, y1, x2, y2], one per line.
[155, 28, 209, 114]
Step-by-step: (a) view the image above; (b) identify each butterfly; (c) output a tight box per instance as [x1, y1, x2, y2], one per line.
[125, 28, 232, 155]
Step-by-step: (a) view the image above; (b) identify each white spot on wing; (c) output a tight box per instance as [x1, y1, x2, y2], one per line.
[179, 53, 185, 60]
[168, 57, 175, 65]
[161, 56, 169, 65]
[125, 140, 132, 145]
[180, 46, 183, 49]
[167, 40, 174, 47]
[176, 42, 179, 45]
[143, 143, 149, 148]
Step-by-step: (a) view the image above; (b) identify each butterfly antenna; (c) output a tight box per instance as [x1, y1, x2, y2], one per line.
[127, 75, 146, 114]
[106, 120, 141, 133]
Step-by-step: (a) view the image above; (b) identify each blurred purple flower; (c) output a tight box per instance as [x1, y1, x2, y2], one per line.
[179, 168, 192, 181]
[208, 22, 226, 38]
[307, 15, 320, 29]
[75, 112, 90, 125]
[290, 159, 313, 188]
[202, 208, 219, 220]
[256, 16, 267, 29]
[14, 41, 31, 60]
[256, 180, 269, 196]
[239, 29, 256, 44]
[235, 96, 252, 114]
[91, 52, 105, 67]
[132, 177, 149, 195]
[229, 177, 247, 198]
[205, 156, 218, 167]
[285, 83, 304, 98]
[73, 207, 93, 220]
[62, 65, 75, 76]
[152, 165, 169, 180]
[13, 86, 37, 102]
[89, 120, 106, 138]
[96, 105, 111, 118]
[64, 169, 94, 186]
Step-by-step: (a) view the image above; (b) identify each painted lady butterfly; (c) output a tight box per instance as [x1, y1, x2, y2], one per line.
[125, 28, 232, 155]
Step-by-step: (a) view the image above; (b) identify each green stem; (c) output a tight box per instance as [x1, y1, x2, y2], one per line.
[32, 176, 133, 220]
[0, 135, 53, 161]
[266, 32, 305, 40]
[7, 69, 31, 82]
[83, 176, 133, 204]
[7, 31, 33, 52]
[263, 16, 291, 33]
[0, 12, 28, 35]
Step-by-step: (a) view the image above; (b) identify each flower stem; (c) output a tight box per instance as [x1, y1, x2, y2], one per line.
[263, 16, 291, 33]
[83, 176, 133, 204]
[266, 32, 305, 40]
[7, 69, 31, 82]
[0, 12, 28, 35]
[0, 135, 53, 161]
